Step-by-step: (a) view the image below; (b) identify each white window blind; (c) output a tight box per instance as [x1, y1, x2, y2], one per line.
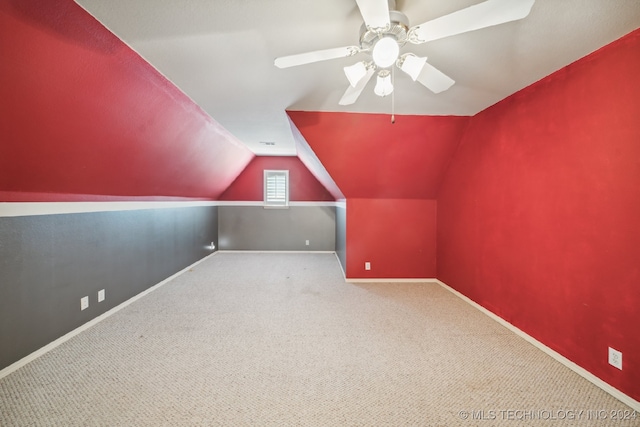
[264, 170, 289, 207]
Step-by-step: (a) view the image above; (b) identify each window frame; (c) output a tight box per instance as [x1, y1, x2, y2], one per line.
[263, 170, 289, 208]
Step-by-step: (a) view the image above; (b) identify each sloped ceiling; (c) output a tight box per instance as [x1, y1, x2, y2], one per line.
[288, 111, 469, 199]
[0, 0, 254, 201]
[290, 117, 345, 201]
[74, 0, 640, 155]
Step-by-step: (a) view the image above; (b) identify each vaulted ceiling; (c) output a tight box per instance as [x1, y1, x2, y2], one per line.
[1, 0, 254, 201]
[74, 0, 640, 155]
[2, 0, 640, 202]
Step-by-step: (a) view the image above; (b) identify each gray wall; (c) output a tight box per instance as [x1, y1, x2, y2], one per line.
[335, 203, 346, 273]
[0, 206, 218, 370]
[218, 206, 335, 251]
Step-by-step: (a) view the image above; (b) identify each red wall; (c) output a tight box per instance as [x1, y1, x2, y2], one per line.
[218, 156, 335, 201]
[437, 29, 640, 400]
[347, 198, 437, 279]
[288, 112, 469, 199]
[0, 0, 253, 201]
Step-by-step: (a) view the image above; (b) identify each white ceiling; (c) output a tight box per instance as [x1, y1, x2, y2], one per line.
[75, 0, 640, 155]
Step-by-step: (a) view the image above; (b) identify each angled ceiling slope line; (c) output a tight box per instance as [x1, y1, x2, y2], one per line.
[288, 111, 470, 200]
[289, 116, 345, 201]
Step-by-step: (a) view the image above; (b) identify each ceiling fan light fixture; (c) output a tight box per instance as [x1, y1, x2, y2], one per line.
[372, 36, 399, 68]
[343, 62, 368, 87]
[374, 70, 393, 97]
[399, 54, 427, 81]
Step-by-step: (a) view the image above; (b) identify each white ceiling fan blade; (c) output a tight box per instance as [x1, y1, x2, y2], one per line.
[409, 0, 535, 44]
[274, 46, 359, 68]
[415, 62, 455, 94]
[355, 0, 390, 30]
[339, 68, 375, 105]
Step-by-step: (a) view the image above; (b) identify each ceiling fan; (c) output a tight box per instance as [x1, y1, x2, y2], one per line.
[274, 0, 535, 105]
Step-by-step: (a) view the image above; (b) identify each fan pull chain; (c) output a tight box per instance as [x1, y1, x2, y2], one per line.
[391, 66, 396, 124]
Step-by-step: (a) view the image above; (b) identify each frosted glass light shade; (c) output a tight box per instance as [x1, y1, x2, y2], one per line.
[343, 62, 368, 87]
[374, 71, 393, 97]
[400, 54, 427, 81]
[372, 37, 399, 68]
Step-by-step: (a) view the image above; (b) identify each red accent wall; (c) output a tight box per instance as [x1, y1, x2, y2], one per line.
[347, 198, 437, 279]
[0, 0, 253, 201]
[437, 29, 640, 400]
[287, 112, 469, 199]
[218, 156, 335, 201]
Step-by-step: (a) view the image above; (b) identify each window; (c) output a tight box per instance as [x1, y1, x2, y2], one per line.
[264, 170, 289, 207]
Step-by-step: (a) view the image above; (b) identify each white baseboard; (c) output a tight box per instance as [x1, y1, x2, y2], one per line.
[217, 250, 336, 254]
[0, 252, 219, 381]
[334, 253, 347, 279]
[435, 279, 640, 412]
[345, 278, 438, 283]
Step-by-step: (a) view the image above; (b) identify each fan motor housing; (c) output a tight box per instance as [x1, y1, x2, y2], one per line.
[359, 10, 410, 51]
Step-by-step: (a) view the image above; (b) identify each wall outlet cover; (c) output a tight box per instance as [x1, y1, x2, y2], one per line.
[365, 262, 371, 271]
[98, 289, 105, 302]
[608, 347, 622, 370]
[80, 296, 89, 311]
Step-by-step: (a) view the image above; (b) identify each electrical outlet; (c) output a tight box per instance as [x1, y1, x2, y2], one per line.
[80, 296, 89, 311]
[305, 240, 310, 246]
[365, 262, 371, 271]
[98, 289, 105, 302]
[608, 347, 622, 370]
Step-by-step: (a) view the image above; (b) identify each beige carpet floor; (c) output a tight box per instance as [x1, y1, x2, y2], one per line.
[0, 252, 637, 426]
